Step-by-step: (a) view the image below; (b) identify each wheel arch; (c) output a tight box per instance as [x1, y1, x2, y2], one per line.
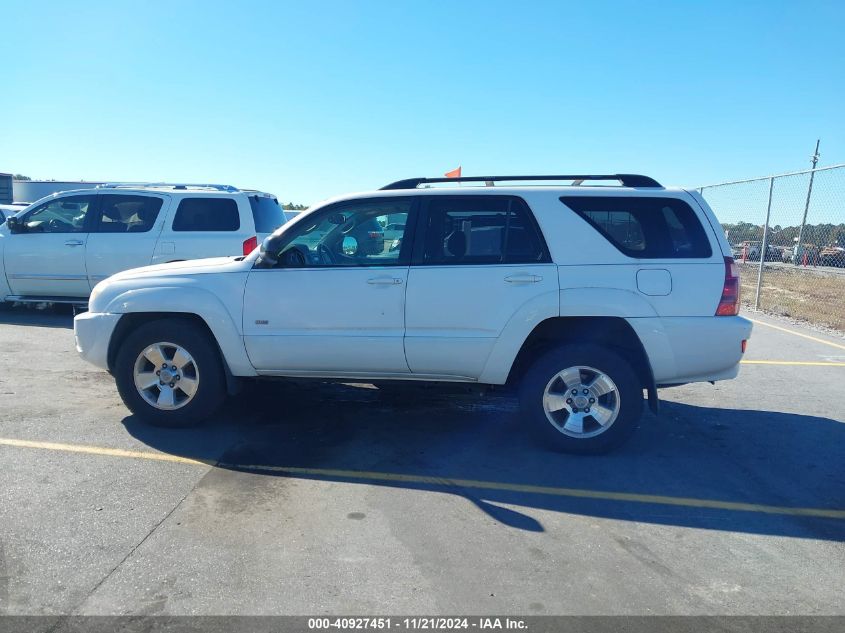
[507, 316, 658, 413]
[106, 311, 247, 395]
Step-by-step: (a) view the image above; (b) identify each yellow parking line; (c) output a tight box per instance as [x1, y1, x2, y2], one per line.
[748, 318, 845, 351]
[2, 437, 844, 520]
[741, 360, 845, 366]
[0, 437, 212, 466]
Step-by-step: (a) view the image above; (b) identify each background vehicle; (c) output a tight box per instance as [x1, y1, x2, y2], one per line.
[75, 173, 752, 454]
[0, 183, 284, 306]
[819, 245, 845, 267]
[788, 243, 821, 265]
[0, 202, 29, 222]
[733, 241, 783, 262]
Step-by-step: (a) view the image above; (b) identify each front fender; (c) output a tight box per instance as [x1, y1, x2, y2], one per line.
[103, 284, 256, 377]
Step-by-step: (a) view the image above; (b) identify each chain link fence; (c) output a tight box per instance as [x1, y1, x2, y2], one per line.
[699, 164, 845, 333]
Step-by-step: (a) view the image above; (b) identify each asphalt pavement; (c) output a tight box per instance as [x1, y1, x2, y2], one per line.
[0, 306, 843, 616]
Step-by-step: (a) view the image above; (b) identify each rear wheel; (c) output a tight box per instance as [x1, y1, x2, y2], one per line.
[519, 344, 642, 454]
[114, 318, 226, 427]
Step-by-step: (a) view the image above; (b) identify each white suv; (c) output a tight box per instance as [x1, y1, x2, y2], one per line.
[0, 183, 283, 306]
[74, 174, 752, 454]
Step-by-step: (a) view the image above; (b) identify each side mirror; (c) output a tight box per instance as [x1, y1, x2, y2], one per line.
[342, 235, 358, 256]
[255, 235, 280, 268]
[5, 216, 23, 234]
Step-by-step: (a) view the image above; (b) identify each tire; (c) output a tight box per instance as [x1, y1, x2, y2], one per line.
[114, 318, 226, 427]
[519, 344, 643, 454]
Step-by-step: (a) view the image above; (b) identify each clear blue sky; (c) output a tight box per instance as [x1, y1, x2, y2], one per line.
[3, 0, 843, 205]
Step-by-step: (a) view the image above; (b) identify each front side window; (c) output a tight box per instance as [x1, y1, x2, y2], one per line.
[97, 194, 163, 233]
[22, 195, 95, 233]
[172, 198, 240, 231]
[260, 199, 412, 268]
[421, 196, 548, 265]
[561, 196, 712, 258]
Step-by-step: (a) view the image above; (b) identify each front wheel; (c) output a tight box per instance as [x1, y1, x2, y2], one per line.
[114, 318, 226, 427]
[519, 344, 643, 454]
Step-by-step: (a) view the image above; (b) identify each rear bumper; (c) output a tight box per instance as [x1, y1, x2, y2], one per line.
[628, 316, 752, 385]
[74, 311, 121, 371]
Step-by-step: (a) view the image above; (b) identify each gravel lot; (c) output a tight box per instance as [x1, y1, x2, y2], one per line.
[0, 306, 843, 616]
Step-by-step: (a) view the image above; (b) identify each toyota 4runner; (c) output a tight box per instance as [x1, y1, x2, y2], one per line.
[74, 174, 752, 454]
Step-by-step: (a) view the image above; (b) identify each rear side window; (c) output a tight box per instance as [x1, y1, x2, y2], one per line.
[248, 196, 285, 233]
[172, 198, 240, 232]
[97, 194, 163, 233]
[561, 196, 712, 258]
[422, 196, 548, 265]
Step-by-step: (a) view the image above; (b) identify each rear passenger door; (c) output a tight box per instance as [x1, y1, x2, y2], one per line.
[85, 193, 168, 286]
[404, 195, 558, 378]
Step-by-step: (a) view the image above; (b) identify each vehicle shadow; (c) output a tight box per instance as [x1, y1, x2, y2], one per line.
[0, 305, 75, 329]
[123, 381, 845, 540]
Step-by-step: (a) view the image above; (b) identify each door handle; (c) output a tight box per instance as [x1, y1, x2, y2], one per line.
[64, 240, 84, 247]
[367, 277, 403, 285]
[504, 274, 542, 283]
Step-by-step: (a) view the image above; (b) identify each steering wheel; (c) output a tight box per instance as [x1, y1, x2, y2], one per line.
[317, 243, 335, 265]
[48, 218, 67, 231]
[280, 247, 307, 267]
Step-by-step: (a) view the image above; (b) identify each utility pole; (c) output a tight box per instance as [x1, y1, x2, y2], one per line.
[794, 139, 820, 265]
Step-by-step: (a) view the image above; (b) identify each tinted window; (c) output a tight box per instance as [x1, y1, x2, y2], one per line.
[22, 195, 95, 233]
[248, 195, 285, 233]
[422, 196, 547, 264]
[561, 196, 712, 259]
[172, 198, 240, 232]
[97, 194, 163, 233]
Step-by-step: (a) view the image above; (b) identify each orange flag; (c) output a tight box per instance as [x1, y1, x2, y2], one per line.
[444, 166, 462, 178]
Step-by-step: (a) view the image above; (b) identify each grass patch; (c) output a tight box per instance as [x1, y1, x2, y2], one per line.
[737, 262, 845, 332]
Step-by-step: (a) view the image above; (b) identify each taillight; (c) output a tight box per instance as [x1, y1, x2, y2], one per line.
[242, 236, 258, 256]
[716, 256, 740, 316]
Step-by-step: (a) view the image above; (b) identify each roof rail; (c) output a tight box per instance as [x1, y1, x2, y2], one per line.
[96, 182, 241, 192]
[381, 174, 662, 190]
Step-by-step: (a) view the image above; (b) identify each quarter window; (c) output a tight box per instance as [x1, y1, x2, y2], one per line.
[172, 198, 240, 232]
[422, 196, 547, 264]
[97, 195, 163, 233]
[22, 195, 95, 233]
[561, 196, 712, 258]
[248, 195, 285, 233]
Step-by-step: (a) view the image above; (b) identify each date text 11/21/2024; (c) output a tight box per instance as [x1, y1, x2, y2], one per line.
[307, 617, 528, 630]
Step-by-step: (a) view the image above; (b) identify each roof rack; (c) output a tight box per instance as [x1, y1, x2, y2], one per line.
[381, 174, 662, 190]
[96, 182, 241, 192]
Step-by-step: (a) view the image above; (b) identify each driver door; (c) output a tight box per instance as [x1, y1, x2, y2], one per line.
[242, 197, 416, 375]
[4, 194, 97, 298]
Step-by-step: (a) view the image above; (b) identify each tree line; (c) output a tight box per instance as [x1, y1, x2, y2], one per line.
[723, 221, 845, 247]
